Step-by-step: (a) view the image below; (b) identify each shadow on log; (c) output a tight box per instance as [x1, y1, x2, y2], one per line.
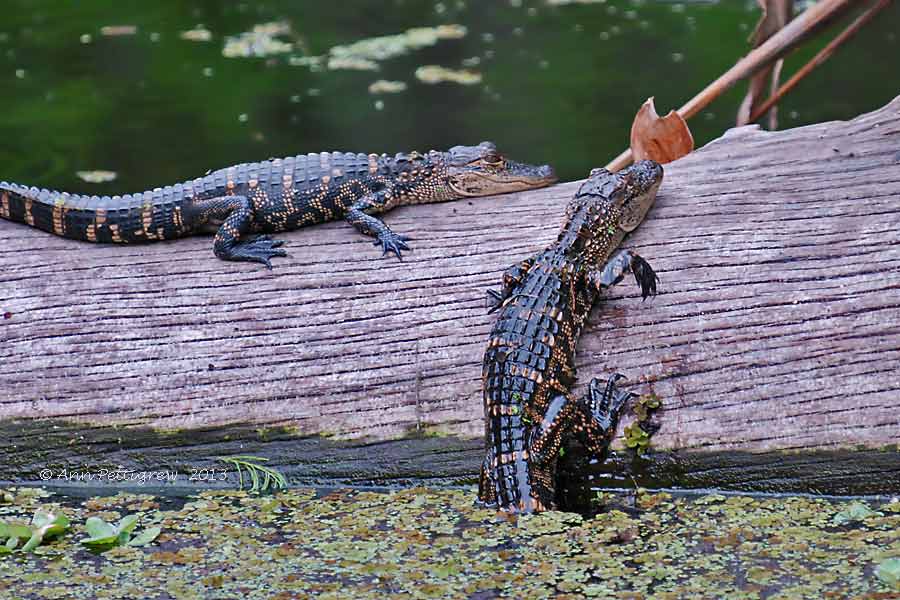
[2, 97, 899, 494]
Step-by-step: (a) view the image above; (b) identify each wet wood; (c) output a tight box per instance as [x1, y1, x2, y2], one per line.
[2, 97, 899, 492]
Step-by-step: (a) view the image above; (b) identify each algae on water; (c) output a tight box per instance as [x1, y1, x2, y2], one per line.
[1, 487, 897, 597]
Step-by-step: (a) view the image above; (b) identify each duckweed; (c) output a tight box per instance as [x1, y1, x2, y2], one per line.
[0, 487, 896, 598]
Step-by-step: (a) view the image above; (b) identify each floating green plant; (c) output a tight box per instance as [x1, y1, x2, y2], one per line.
[0, 508, 69, 553]
[876, 558, 900, 589]
[633, 392, 661, 422]
[832, 501, 883, 526]
[624, 423, 651, 453]
[80, 515, 161, 552]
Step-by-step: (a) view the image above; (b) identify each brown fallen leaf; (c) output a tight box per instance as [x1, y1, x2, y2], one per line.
[736, 0, 793, 128]
[629, 98, 694, 165]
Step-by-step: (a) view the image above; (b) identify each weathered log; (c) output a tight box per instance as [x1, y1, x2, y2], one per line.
[2, 98, 899, 494]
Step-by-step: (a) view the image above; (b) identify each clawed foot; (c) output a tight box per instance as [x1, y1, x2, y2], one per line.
[373, 232, 411, 259]
[486, 289, 504, 313]
[231, 235, 287, 269]
[584, 374, 635, 430]
[631, 255, 659, 300]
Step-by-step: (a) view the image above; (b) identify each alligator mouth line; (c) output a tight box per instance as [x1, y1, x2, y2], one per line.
[478, 175, 558, 186]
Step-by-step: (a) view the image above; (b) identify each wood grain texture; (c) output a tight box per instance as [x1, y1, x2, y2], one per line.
[1, 97, 899, 469]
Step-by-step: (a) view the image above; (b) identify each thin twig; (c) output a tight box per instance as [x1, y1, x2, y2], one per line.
[605, 0, 856, 171]
[749, 0, 892, 123]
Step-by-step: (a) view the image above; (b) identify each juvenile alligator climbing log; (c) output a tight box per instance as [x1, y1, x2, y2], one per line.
[480, 162, 663, 513]
[1, 98, 899, 494]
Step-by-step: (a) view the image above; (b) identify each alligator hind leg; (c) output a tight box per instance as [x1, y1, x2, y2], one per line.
[529, 377, 633, 468]
[188, 195, 287, 267]
[577, 374, 634, 456]
[587, 249, 659, 299]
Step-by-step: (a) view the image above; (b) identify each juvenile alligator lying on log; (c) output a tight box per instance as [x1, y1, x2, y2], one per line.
[0, 142, 555, 266]
[480, 162, 663, 512]
[2, 98, 899, 494]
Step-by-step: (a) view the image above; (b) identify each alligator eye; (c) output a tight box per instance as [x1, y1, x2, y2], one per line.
[483, 153, 503, 165]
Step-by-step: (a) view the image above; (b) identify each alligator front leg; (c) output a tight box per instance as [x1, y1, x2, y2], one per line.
[345, 189, 410, 259]
[486, 257, 536, 313]
[188, 196, 287, 267]
[586, 249, 658, 299]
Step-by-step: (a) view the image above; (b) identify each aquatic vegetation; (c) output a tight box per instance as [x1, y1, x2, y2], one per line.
[877, 558, 900, 589]
[218, 455, 288, 494]
[415, 65, 482, 85]
[0, 508, 69, 554]
[329, 25, 467, 63]
[75, 170, 117, 184]
[623, 393, 662, 455]
[180, 26, 213, 42]
[623, 422, 651, 453]
[99, 25, 137, 37]
[368, 80, 408, 94]
[0, 486, 896, 597]
[291, 25, 468, 74]
[80, 515, 161, 552]
[832, 501, 883, 525]
[222, 21, 294, 58]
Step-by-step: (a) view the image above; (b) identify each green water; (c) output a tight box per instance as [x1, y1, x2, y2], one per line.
[0, 0, 897, 193]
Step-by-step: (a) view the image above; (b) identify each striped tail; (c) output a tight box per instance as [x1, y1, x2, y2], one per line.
[0, 182, 188, 243]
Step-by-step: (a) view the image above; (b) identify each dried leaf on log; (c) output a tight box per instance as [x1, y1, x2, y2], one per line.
[629, 98, 694, 165]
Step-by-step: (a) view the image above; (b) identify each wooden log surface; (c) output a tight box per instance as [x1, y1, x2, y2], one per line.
[2, 97, 899, 493]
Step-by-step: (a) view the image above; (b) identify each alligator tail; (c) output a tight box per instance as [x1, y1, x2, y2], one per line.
[0, 182, 188, 243]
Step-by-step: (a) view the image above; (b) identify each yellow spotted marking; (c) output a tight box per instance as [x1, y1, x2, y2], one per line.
[368, 153, 379, 174]
[0, 191, 9, 219]
[331, 168, 343, 178]
[85, 224, 97, 242]
[23, 198, 34, 226]
[321, 175, 331, 186]
[248, 179, 258, 189]
[109, 223, 122, 242]
[52, 198, 66, 236]
[282, 174, 292, 188]
[174, 206, 183, 231]
[226, 168, 236, 193]
[141, 202, 154, 238]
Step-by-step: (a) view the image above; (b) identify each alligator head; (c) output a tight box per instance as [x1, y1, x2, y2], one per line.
[560, 160, 664, 263]
[443, 141, 557, 197]
[606, 160, 665, 232]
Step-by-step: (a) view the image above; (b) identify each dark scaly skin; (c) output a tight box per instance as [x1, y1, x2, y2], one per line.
[0, 142, 555, 267]
[479, 161, 664, 513]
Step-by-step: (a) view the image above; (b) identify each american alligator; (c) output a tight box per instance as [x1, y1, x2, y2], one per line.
[0, 142, 555, 267]
[479, 161, 664, 513]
